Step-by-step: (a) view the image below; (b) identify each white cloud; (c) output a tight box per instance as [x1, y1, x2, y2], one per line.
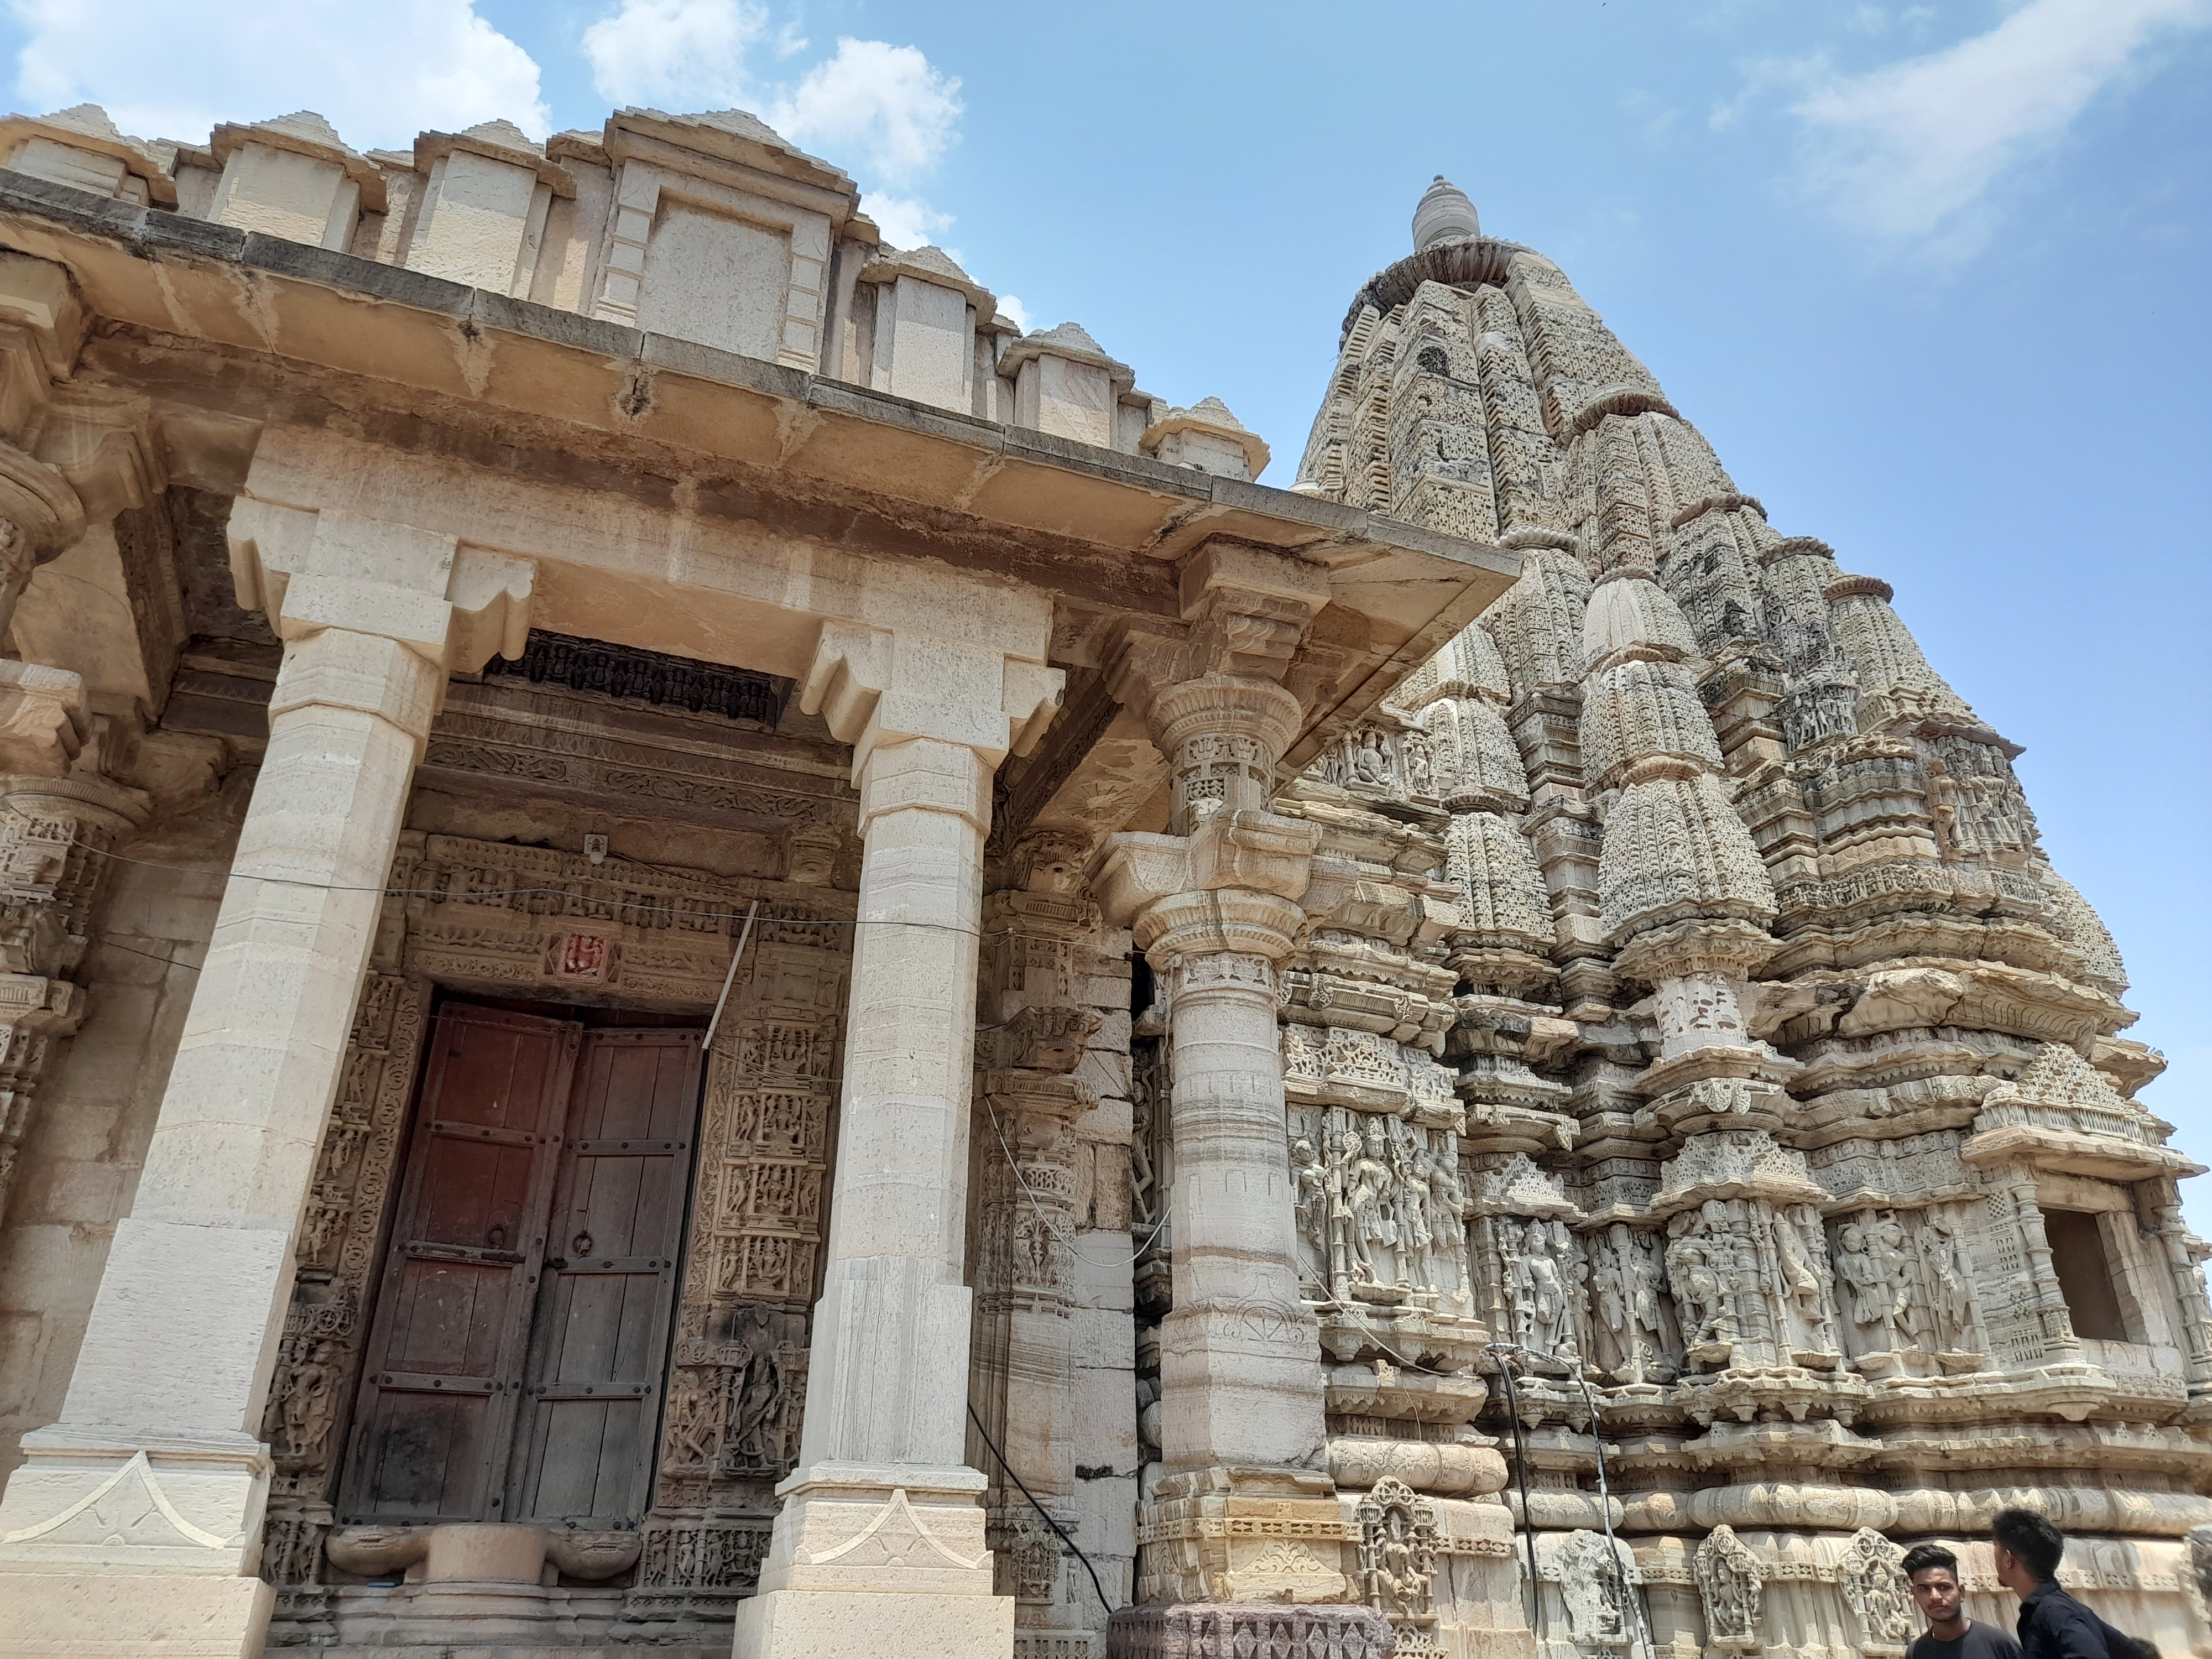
[8, 0, 549, 148]
[581, 0, 765, 109]
[998, 294, 1032, 334]
[865, 192, 954, 252]
[1787, 0, 2212, 244]
[770, 38, 961, 185]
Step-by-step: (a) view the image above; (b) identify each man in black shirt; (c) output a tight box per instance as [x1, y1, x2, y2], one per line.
[1993, 1506, 2126, 1659]
[1905, 1542, 2023, 1659]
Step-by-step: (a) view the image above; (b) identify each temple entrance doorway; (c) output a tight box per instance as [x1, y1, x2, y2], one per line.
[337, 999, 702, 1533]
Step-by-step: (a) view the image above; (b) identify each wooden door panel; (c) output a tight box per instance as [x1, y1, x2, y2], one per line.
[410, 1137, 539, 1251]
[377, 1257, 515, 1377]
[341, 1004, 578, 1526]
[513, 1030, 700, 1526]
[348, 1390, 490, 1520]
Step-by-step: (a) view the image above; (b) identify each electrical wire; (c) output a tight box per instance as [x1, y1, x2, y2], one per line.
[966, 1399, 1118, 1616]
[1491, 1345, 1548, 1645]
[90, 933, 204, 974]
[982, 1093, 1168, 1269]
[1555, 1348, 1656, 1659]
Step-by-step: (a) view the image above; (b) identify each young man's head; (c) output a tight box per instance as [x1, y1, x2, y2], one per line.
[1903, 1543, 1968, 1636]
[1991, 1506, 2065, 1596]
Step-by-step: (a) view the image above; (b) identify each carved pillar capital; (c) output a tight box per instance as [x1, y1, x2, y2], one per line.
[0, 768, 150, 1229]
[799, 616, 1063, 781]
[1101, 541, 1327, 838]
[1091, 809, 1318, 969]
[1104, 551, 1324, 704]
[228, 499, 534, 733]
[0, 661, 90, 778]
[0, 254, 92, 634]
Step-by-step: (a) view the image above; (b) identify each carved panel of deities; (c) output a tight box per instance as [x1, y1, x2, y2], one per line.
[634, 932, 847, 1620]
[261, 972, 429, 1591]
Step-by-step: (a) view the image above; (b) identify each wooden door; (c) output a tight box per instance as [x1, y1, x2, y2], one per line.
[340, 1004, 580, 1524]
[510, 1029, 701, 1526]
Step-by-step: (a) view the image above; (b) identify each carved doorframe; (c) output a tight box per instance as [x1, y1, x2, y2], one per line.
[259, 830, 854, 1645]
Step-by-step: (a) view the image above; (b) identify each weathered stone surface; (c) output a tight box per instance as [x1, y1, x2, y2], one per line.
[0, 94, 2187, 1659]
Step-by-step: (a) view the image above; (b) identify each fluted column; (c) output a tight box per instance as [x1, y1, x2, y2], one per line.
[736, 620, 1061, 1659]
[0, 502, 531, 1658]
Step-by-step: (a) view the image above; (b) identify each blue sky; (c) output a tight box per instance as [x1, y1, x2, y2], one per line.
[7, 1, 2209, 1218]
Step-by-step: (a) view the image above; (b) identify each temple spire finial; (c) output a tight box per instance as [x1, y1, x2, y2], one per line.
[1412, 173, 1481, 251]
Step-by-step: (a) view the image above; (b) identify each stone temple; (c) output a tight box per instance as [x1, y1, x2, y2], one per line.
[0, 96, 2199, 1659]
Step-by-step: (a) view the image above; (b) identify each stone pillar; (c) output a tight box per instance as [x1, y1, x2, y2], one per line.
[0, 501, 531, 1658]
[974, 1062, 1097, 1643]
[734, 622, 1061, 1659]
[0, 772, 150, 1229]
[1090, 544, 1392, 1656]
[2147, 1181, 2212, 1402]
[2003, 1165, 2084, 1364]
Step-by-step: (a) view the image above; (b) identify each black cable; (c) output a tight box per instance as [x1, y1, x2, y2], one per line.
[966, 1399, 1116, 1615]
[93, 935, 204, 973]
[1492, 1349, 1547, 1644]
[1561, 1350, 1653, 1659]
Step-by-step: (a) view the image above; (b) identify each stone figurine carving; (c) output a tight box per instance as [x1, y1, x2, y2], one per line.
[1840, 1527, 1915, 1657]
[1666, 1227, 1733, 1356]
[1916, 1212, 1981, 1354]
[1555, 1528, 1636, 1654]
[1296, 1104, 1472, 1313]
[1594, 1224, 1673, 1384]
[1358, 1477, 1442, 1656]
[1503, 1217, 1581, 1357]
[1695, 1524, 1765, 1652]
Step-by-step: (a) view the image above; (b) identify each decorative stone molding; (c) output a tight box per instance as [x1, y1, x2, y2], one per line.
[0, 770, 148, 1226]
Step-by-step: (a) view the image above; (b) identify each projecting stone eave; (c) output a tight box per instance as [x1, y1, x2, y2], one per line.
[0, 165, 1519, 787]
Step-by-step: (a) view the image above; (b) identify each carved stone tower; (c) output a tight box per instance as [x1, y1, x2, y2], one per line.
[1271, 174, 2206, 1656]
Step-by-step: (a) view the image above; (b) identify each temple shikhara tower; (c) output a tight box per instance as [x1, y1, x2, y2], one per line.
[0, 96, 2199, 1659]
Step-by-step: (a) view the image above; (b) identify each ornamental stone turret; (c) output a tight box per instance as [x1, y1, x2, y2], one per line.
[1280, 174, 2204, 1656]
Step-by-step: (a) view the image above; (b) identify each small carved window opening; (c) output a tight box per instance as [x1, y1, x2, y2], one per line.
[2044, 1207, 2131, 1343]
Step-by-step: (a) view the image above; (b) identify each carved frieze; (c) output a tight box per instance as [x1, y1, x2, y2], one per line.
[1289, 1102, 1472, 1317]
[483, 628, 791, 726]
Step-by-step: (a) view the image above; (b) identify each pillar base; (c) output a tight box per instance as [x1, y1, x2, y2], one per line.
[3, 1569, 273, 1658]
[734, 1462, 1010, 1658]
[1134, 1465, 1353, 1606]
[1105, 1604, 1392, 1659]
[734, 1584, 1014, 1658]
